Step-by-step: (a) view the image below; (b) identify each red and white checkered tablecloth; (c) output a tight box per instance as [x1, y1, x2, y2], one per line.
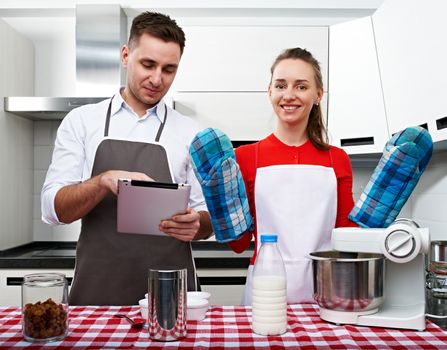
[1, 304, 446, 349]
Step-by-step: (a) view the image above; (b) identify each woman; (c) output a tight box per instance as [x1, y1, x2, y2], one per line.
[228, 48, 357, 305]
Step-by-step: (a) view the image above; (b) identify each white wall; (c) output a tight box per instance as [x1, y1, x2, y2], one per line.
[411, 151, 447, 241]
[0, 19, 34, 250]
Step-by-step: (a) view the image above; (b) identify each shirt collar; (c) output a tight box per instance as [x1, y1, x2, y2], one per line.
[111, 88, 166, 123]
[268, 133, 313, 151]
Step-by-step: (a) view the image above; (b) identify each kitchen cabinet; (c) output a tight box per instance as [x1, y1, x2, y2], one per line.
[174, 92, 275, 140]
[328, 16, 389, 154]
[174, 26, 328, 92]
[372, 0, 447, 143]
[197, 268, 246, 306]
[172, 25, 329, 142]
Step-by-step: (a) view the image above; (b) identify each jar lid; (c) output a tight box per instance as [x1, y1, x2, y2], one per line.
[261, 234, 278, 243]
[23, 273, 67, 287]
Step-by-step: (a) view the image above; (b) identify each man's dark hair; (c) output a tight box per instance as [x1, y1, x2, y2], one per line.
[128, 12, 186, 54]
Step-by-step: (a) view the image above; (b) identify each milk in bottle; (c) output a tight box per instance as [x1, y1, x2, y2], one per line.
[252, 234, 287, 335]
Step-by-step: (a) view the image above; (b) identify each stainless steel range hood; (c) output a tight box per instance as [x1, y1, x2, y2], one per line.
[4, 4, 127, 120]
[4, 97, 109, 120]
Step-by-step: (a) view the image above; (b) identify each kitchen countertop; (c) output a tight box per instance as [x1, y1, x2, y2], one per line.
[0, 241, 253, 269]
[1, 304, 446, 349]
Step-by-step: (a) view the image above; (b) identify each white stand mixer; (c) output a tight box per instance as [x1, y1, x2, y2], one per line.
[322, 219, 429, 331]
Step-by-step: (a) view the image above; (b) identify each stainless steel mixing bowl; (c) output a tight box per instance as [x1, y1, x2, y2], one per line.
[309, 251, 385, 312]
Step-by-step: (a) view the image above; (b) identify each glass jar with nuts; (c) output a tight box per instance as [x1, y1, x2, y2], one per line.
[21, 273, 69, 342]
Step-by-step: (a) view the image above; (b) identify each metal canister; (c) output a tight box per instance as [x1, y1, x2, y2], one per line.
[426, 241, 447, 329]
[147, 268, 187, 341]
[21, 273, 69, 342]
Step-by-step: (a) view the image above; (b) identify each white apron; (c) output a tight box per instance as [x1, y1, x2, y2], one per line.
[242, 144, 337, 305]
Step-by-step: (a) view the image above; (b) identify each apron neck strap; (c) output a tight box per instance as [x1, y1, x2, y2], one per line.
[104, 98, 112, 137]
[104, 97, 168, 142]
[154, 104, 168, 142]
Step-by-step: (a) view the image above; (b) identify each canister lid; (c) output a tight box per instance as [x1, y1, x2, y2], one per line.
[430, 241, 447, 263]
[261, 234, 278, 243]
[148, 268, 187, 280]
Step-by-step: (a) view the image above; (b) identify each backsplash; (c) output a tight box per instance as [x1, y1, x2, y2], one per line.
[33, 121, 81, 241]
[33, 121, 447, 242]
[410, 151, 447, 241]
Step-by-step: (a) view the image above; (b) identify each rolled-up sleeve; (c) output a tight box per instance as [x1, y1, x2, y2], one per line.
[41, 110, 86, 225]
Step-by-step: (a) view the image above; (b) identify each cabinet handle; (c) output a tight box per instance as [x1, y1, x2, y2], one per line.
[392, 123, 428, 137]
[419, 123, 429, 130]
[231, 140, 257, 148]
[436, 116, 447, 130]
[7, 276, 244, 286]
[199, 276, 246, 285]
[7, 277, 73, 286]
[340, 137, 374, 147]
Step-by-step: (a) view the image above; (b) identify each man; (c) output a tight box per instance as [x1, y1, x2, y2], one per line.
[41, 12, 212, 305]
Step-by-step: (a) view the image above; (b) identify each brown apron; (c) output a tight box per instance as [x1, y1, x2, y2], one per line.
[69, 99, 198, 306]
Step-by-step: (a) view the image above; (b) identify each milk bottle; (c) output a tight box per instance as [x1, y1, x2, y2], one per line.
[252, 234, 287, 335]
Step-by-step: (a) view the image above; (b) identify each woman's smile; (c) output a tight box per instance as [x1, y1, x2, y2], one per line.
[281, 104, 301, 112]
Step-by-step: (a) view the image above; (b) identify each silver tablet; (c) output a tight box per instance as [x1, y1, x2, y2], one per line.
[117, 179, 191, 236]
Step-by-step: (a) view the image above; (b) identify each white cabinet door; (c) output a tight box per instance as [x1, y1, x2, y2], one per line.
[372, 0, 447, 142]
[174, 26, 328, 92]
[174, 92, 275, 140]
[174, 92, 327, 141]
[196, 268, 247, 306]
[328, 16, 389, 155]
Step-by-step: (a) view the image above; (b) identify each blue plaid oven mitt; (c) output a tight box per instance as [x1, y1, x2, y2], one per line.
[349, 126, 433, 228]
[189, 128, 253, 243]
